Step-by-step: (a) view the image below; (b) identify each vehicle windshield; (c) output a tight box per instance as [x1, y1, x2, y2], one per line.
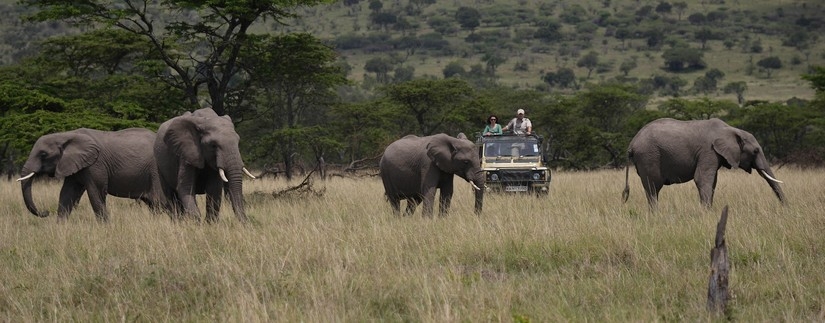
[483, 138, 541, 157]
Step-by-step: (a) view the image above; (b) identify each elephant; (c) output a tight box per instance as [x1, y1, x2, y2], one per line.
[154, 108, 255, 223]
[379, 133, 484, 217]
[17, 128, 167, 221]
[622, 118, 786, 208]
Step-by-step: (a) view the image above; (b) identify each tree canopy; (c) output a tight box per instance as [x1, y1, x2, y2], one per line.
[23, 0, 332, 116]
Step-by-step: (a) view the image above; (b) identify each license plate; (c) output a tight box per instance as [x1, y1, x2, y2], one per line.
[505, 185, 528, 192]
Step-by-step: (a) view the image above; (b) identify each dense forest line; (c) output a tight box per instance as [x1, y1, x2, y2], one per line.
[1, 0, 825, 178]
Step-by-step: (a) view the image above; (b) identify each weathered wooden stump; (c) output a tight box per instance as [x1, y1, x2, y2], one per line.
[707, 205, 730, 313]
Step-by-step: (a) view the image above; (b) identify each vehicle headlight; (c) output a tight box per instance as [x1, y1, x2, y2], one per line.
[532, 172, 541, 180]
[490, 173, 499, 181]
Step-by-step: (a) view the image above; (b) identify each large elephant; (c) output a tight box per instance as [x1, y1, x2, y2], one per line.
[18, 128, 166, 221]
[154, 108, 254, 223]
[379, 133, 484, 217]
[623, 118, 786, 208]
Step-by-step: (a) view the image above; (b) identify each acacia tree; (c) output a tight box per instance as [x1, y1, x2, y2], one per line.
[237, 33, 347, 179]
[381, 78, 480, 136]
[23, 0, 331, 117]
[576, 83, 648, 167]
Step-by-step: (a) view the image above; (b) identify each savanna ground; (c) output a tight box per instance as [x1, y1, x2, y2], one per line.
[0, 168, 823, 321]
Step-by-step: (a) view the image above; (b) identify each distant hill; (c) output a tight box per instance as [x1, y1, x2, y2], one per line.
[1, 0, 823, 103]
[285, 0, 825, 102]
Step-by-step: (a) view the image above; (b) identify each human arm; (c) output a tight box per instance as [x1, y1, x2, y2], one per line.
[492, 124, 503, 135]
[502, 119, 515, 132]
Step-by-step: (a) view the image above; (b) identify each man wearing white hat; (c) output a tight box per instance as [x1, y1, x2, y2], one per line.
[502, 108, 532, 135]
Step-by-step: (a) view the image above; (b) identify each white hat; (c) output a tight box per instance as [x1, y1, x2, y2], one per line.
[516, 109, 525, 115]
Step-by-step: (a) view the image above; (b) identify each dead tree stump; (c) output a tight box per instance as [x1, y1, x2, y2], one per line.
[707, 205, 730, 313]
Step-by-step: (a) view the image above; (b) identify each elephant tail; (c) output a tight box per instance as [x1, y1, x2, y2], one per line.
[622, 151, 632, 203]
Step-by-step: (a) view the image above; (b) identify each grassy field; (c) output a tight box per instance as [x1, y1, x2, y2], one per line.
[0, 168, 823, 321]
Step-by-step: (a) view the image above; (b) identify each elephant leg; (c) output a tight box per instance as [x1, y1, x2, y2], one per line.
[640, 176, 662, 209]
[176, 166, 201, 221]
[438, 179, 454, 217]
[694, 170, 718, 208]
[85, 183, 109, 222]
[204, 180, 223, 223]
[387, 195, 401, 216]
[57, 179, 86, 221]
[168, 194, 186, 221]
[421, 187, 437, 217]
[404, 197, 420, 216]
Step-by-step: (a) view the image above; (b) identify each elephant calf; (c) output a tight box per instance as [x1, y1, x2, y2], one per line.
[623, 118, 785, 208]
[379, 133, 484, 217]
[18, 128, 167, 221]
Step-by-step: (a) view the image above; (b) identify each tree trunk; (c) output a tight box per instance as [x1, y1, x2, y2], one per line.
[707, 205, 730, 314]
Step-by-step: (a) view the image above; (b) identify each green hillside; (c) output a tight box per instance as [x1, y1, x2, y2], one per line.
[1, 0, 822, 104]
[277, 0, 825, 102]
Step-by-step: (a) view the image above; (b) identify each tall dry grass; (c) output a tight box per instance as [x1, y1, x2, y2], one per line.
[0, 168, 823, 321]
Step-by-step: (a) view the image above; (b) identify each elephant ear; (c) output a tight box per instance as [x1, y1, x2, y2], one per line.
[426, 135, 456, 171]
[56, 133, 100, 178]
[712, 133, 741, 169]
[165, 117, 205, 168]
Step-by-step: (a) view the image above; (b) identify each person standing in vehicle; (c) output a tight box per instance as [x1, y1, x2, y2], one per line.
[483, 114, 502, 136]
[502, 109, 532, 135]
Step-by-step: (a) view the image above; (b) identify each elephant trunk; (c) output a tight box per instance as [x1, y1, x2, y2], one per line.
[20, 169, 49, 217]
[758, 168, 786, 204]
[223, 167, 247, 222]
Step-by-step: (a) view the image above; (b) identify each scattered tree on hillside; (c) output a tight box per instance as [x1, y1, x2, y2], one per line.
[392, 65, 415, 83]
[614, 27, 631, 50]
[368, 0, 383, 13]
[757, 56, 783, 78]
[371, 12, 398, 32]
[577, 51, 600, 79]
[542, 68, 577, 89]
[620, 57, 638, 76]
[723, 81, 748, 106]
[706, 10, 728, 25]
[662, 46, 706, 72]
[692, 68, 725, 94]
[443, 61, 466, 78]
[673, 2, 688, 20]
[688, 13, 706, 25]
[409, 0, 436, 12]
[694, 28, 715, 50]
[364, 57, 395, 84]
[455, 7, 481, 34]
[655, 2, 672, 17]
[482, 52, 506, 77]
[533, 19, 563, 43]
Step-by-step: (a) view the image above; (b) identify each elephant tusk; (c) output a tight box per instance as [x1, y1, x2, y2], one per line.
[759, 169, 783, 184]
[471, 182, 481, 191]
[243, 167, 256, 179]
[218, 168, 229, 183]
[17, 172, 35, 182]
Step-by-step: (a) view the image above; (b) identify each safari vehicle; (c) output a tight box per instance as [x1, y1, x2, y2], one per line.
[476, 133, 551, 195]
